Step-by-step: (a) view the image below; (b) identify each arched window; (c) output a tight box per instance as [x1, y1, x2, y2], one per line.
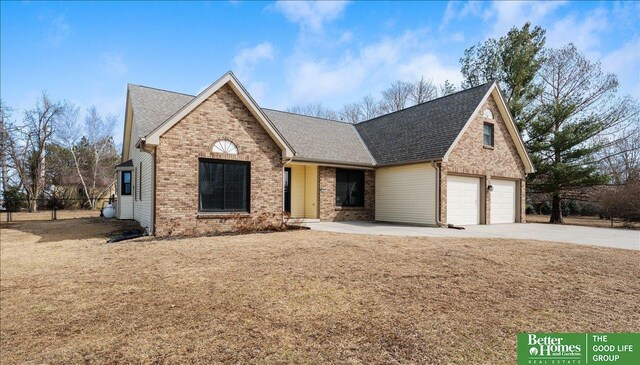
[483, 109, 494, 119]
[212, 139, 238, 154]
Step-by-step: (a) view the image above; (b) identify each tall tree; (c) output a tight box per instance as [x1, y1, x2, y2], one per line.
[379, 80, 414, 113]
[339, 102, 363, 124]
[411, 76, 438, 104]
[359, 95, 380, 121]
[6, 93, 65, 211]
[0, 100, 11, 196]
[439, 80, 457, 96]
[286, 103, 338, 120]
[460, 22, 546, 128]
[526, 44, 639, 223]
[57, 105, 119, 209]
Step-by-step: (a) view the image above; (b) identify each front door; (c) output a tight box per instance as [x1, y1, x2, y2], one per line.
[284, 167, 291, 213]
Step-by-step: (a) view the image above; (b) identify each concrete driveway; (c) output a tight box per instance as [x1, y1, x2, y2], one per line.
[302, 221, 640, 250]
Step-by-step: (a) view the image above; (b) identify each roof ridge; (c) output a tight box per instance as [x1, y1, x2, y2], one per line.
[262, 107, 353, 125]
[128, 83, 196, 98]
[356, 81, 494, 126]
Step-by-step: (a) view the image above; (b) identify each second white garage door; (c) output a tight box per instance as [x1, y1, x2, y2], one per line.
[490, 179, 516, 224]
[447, 175, 480, 225]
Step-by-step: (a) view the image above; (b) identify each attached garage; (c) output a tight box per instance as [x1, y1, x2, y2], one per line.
[490, 179, 517, 224]
[447, 175, 481, 225]
[375, 163, 436, 225]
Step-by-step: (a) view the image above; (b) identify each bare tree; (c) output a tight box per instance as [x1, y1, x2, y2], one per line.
[0, 100, 11, 195]
[7, 92, 65, 211]
[411, 76, 438, 104]
[286, 103, 338, 120]
[57, 105, 119, 209]
[360, 95, 380, 121]
[527, 44, 640, 223]
[439, 80, 457, 96]
[338, 102, 363, 124]
[379, 81, 415, 113]
[600, 126, 640, 185]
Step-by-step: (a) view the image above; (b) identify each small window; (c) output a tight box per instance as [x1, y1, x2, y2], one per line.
[336, 169, 365, 207]
[484, 123, 494, 146]
[121, 171, 132, 196]
[199, 159, 250, 212]
[213, 139, 238, 154]
[483, 109, 494, 119]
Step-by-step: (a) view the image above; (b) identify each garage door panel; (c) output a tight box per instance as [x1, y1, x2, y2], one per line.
[490, 179, 516, 224]
[447, 175, 480, 225]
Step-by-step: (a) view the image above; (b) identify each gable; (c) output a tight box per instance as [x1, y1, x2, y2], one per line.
[144, 72, 293, 158]
[446, 94, 526, 177]
[443, 86, 534, 174]
[355, 82, 494, 166]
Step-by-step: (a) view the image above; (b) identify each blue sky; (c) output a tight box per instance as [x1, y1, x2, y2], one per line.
[2, 1, 639, 144]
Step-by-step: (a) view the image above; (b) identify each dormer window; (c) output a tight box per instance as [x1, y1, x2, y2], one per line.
[213, 139, 238, 154]
[483, 109, 494, 119]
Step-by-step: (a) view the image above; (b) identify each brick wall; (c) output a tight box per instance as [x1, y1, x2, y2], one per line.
[441, 94, 527, 224]
[155, 84, 284, 236]
[318, 167, 375, 221]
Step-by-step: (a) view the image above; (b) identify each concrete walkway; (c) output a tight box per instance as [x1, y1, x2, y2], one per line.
[302, 221, 640, 250]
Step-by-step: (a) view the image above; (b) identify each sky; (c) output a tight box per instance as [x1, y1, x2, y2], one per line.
[2, 1, 639, 145]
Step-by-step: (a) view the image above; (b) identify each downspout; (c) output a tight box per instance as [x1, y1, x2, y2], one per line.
[431, 161, 444, 227]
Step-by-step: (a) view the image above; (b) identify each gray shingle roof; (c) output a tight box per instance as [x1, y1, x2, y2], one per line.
[128, 84, 194, 137]
[355, 82, 494, 165]
[125, 81, 494, 167]
[115, 159, 133, 168]
[263, 109, 375, 166]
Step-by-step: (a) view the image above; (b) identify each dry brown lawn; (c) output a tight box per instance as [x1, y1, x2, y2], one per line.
[1, 218, 639, 364]
[527, 214, 640, 229]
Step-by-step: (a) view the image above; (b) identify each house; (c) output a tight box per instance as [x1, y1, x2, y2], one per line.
[116, 71, 534, 236]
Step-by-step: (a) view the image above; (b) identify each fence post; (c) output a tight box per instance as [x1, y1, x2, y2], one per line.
[52, 196, 57, 220]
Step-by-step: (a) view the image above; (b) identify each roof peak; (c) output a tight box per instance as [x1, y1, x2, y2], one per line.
[262, 108, 353, 125]
[128, 83, 196, 98]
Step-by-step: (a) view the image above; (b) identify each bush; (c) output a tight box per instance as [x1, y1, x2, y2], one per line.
[3, 187, 28, 211]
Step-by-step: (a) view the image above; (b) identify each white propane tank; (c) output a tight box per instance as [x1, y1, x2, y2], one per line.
[102, 204, 115, 219]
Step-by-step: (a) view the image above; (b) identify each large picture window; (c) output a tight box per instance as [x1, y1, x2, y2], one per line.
[336, 169, 365, 207]
[121, 171, 132, 195]
[199, 159, 250, 212]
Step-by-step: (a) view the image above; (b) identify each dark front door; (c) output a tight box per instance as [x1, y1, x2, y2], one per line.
[284, 168, 291, 213]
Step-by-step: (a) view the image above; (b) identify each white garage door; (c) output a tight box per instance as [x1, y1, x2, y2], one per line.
[447, 175, 480, 225]
[490, 179, 516, 224]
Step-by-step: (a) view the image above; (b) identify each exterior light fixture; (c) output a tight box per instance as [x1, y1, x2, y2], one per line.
[487, 185, 494, 192]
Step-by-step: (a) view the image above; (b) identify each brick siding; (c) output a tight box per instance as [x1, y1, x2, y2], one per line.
[441, 94, 527, 224]
[154, 84, 283, 236]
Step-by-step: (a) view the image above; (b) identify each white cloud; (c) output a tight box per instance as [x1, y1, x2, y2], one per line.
[488, 1, 567, 37]
[440, 1, 484, 30]
[101, 52, 128, 77]
[283, 29, 461, 105]
[39, 13, 70, 46]
[602, 36, 640, 98]
[546, 8, 609, 57]
[233, 42, 274, 79]
[272, 1, 348, 31]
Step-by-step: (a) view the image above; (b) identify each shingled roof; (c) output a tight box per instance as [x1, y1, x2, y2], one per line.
[355, 82, 494, 166]
[127, 84, 194, 137]
[263, 109, 374, 166]
[125, 80, 498, 168]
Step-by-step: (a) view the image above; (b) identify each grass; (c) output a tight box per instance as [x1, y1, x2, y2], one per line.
[1, 218, 639, 364]
[527, 214, 639, 229]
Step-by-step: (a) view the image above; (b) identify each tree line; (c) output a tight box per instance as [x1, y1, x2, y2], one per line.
[288, 23, 640, 225]
[0, 95, 119, 212]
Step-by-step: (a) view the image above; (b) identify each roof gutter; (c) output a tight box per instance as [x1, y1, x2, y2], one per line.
[288, 157, 375, 170]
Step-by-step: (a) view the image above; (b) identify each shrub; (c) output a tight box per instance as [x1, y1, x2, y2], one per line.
[3, 187, 28, 211]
